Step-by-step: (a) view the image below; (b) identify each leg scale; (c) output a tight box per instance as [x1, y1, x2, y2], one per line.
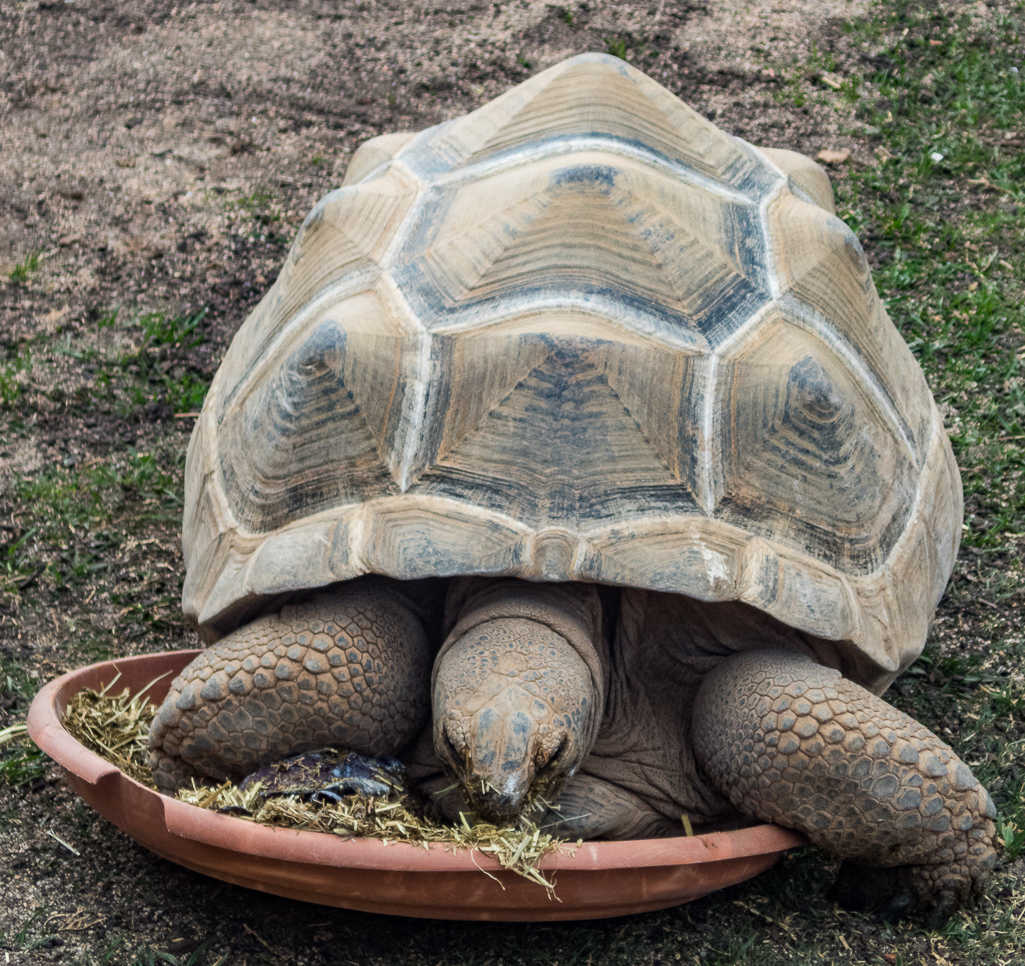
[149, 581, 431, 791]
[692, 649, 997, 921]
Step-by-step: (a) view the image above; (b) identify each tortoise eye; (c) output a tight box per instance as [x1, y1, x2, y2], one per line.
[536, 736, 568, 774]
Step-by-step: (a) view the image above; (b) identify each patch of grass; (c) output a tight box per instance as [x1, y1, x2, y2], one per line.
[0, 907, 58, 953]
[7, 252, 41, 283]
[124, 310, 211, 411]
[604, 36, 628, 60]
[222, 189, 287, 247]
[128, 940, 223, 966]
[136, 309, 206, 353]
[0, 348, 32, 407]
[0, 744, 46, 787]
[0, 657, 38, 709]
[226, 189, 281, 231]
[998, 815, 1025, 861]
[229, 189, 275, 213]
[97, 309, 211, 414]
[6, 450, 182, 591]
[96, 307, 120, 329]
[1, 306, 213, 426]
[0, 722, 45, 788]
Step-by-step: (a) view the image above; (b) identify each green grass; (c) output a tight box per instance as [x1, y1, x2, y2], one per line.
[0, 743, 46, 788]
[16, 452, 179, 534]
[137, 309, 206, 353]
[226, 189, 281, 229]
[129, 942, 224, 966]
[0, 717, 45, 789]
[0, 907, 59, 953]
[7, 252, 41, 283]
[97, 307, 120, 329]
[0, 347, 32, 407]
[44, 308, 212, 416]
[604, 36, 628, 60]
[127, 310, 211, 411]
[2, 450, 182, 594]
[0, 920, 226, 965]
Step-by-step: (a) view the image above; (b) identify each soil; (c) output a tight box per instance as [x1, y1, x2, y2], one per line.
[1, 1, 1018, 964]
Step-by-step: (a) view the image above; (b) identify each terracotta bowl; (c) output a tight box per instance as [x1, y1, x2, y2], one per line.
[27, 651, 805, 921]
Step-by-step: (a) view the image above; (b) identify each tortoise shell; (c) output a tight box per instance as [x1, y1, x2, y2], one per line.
[182, 54, 961, 689]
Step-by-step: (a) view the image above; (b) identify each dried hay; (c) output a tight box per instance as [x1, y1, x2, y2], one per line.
[61, 673, 163, 788]
[62, 683, 572, 893]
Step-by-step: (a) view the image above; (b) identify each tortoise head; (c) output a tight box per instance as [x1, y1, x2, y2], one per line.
[432, 588, 603, 823]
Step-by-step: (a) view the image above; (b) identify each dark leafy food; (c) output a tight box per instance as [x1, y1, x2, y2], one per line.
[237, 748, 406, 803]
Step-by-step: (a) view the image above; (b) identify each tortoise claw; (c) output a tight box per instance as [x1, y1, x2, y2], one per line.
[923, 890, 960, 931]
[829, 861, 971, 928]
[827, 860, 901, 914]
[876, 892, 913, 924]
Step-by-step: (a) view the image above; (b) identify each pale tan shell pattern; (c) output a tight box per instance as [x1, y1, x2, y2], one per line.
[182, 54, 961, 691]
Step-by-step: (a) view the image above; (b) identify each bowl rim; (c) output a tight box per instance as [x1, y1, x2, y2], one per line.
[27, 650, 807, 874]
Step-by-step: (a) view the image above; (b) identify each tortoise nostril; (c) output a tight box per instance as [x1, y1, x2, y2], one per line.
[442, 727, 467, 769]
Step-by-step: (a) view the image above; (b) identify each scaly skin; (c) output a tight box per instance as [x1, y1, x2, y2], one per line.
[540, 773, 684, 839]
[692, 649, 997, 918]
[432, 578, 604, 822]
[148, 581, 432, 791]
[434, 617, 593, 820]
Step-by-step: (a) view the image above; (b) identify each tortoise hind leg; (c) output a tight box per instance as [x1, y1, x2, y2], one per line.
[691, 649, 997, 923]
[149, 580, 433, 791]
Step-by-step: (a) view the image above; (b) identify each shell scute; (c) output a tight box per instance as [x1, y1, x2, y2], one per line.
[738, 538, 862, 649]
[216, 293, 410, 534]
[357, 500, 532, 579]
[214, 167, 419, 422]
[767, 192, 934, 461]
[244, 517, 341, 599]
[414, 327, 703, 528]
[714, 314, 918, 575]
[421, 55, 777, 200]
[395, 150, 770, 346]
[580, 517, 749, 601]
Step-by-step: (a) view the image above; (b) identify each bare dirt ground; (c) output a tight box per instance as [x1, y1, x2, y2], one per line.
[2, 1, 1024, 964]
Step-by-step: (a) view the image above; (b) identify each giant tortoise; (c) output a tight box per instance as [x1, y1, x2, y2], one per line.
[149, 54, 996, 921]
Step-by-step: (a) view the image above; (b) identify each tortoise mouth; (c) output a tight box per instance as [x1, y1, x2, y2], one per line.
[459, 762, 568, 825]
[439, 724, 572, 823]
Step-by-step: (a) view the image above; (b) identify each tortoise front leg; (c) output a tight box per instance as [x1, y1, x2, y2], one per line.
[539, 773, 683, 840]
[149, 580, 432, 791]
[692, 650, 997, 924]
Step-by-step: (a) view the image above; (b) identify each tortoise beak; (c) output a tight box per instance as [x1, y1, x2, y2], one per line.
[439, 693, 566, 822]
